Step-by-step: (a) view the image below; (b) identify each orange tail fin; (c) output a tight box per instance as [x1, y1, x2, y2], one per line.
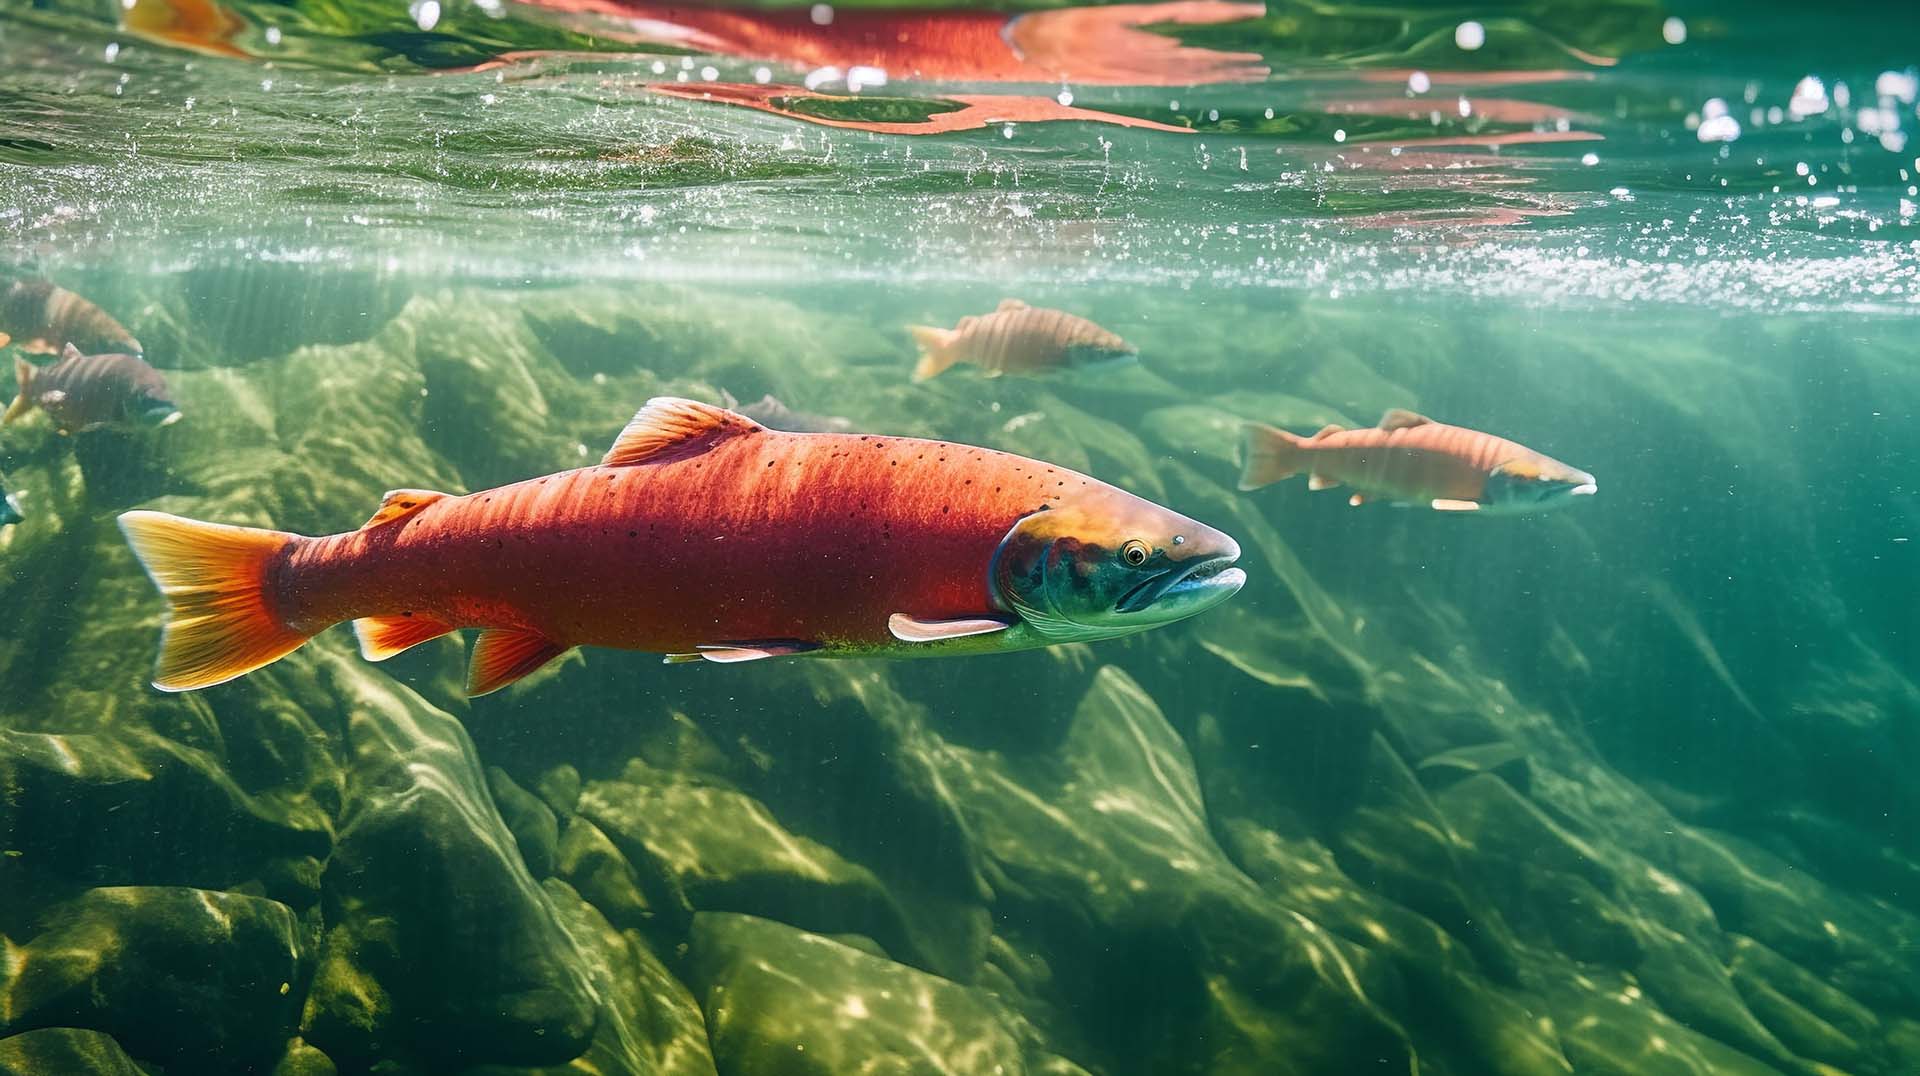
[3, 356, 33, 425]
[1238, 423, 1308, 491]
[908, 326, 961, 382]
[117, 510, 313, 691]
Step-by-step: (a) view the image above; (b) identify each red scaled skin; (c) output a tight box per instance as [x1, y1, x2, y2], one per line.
[269, 431, 1135, 654]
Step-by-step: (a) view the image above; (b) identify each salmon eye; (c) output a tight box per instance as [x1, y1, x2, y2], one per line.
[1121, 540, 1150, 567]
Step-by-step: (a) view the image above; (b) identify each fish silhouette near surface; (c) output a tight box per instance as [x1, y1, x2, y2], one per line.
[1239, 409, 1596, 513]
[909, 299, 1137, 382]
[719, 390, 854, 433]
[119, 397, 1245, 695]
[4, 344, 181, 434]
[0, 280, 143, 355]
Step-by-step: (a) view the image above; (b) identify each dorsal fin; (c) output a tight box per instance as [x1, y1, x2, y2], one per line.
[603, 397, 764, 468]
[996, 298, 1030, 312]
[1378, 409, 1432, 431]
[1310, 424, 1346, 439]
[60, 343, 84, 362]
[362, 489, 448, 530]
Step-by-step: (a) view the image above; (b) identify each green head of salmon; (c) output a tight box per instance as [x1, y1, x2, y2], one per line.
[992, 484, 1244, 643]
[1481, 457, 1598, 513]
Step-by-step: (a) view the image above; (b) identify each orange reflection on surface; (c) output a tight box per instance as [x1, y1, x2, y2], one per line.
[1324, 97, 1592, 127]
[1353, 69, 1598, 88]
[120, 0, 248, 59]
[1322, 147, 1537, 191]
[649, 82, 1192, 134]
[1343, 205, 1569, 230]
[1388, 129, 1603, 149]
[532, 1, 1268, 85]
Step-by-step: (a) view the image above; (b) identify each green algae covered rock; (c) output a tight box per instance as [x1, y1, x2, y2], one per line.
[301, 664, 596, 1072]
[688, 912, 1086, 1076]
[0, 887, 302, 1070]
[489, 766, 562, 880]
[577, 762, 917, 958]
[0, 1028, 154, 1076]
[930, 665, 1418, 1076]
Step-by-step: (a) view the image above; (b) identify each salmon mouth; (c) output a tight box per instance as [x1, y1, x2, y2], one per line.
[1115, 552, 1244, 616]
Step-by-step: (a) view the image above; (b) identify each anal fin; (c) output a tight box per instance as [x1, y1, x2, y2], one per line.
[467, 628, 569, 696]
[888, 613, 1012, 643]
[1307, 474, 1339, 491]
[363, 489, 448, 530]
[355, 612, 456, 661]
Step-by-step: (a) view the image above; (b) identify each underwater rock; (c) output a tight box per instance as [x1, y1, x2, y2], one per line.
[932, 665, 1418, 1075]
[0, 727, 333, 901]
[0, 886, 302, 1071]
[577, 762, 915, 957]
[0, 1028, 152, 1076]
[554, 816, 654, 928]
[488, 767, 561, 880]
[535, 764, 583, 820]
[687, 912, 1085, 1076]
[468, 881, 717, 1076]
[301, 664, 596, 1071]
[267, 1038, 338, 1076]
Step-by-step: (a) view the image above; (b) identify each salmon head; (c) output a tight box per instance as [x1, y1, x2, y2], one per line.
[991, 483, 1244, 641]
[1482, 454, 1597, 513]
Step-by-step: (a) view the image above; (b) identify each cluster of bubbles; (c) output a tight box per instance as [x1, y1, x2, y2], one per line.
[1689, 70, 1918, 153]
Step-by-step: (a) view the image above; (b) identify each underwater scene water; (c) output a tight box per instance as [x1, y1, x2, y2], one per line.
[2, 0, 1919, 1072]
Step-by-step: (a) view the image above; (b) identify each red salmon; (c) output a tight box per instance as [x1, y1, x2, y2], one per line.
[5, 344, 180, 434]
[120, 398, 1244, 695]
[909, 300, 1135, 382]
[0, 280, 143, 356]
[1239, 409, 1596, 513]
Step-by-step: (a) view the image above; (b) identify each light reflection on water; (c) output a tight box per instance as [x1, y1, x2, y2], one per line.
[0, 0, 1914, 311]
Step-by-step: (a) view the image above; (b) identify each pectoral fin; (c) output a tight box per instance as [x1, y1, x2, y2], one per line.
[888, 613, 1013, 643]
[1430, 498, 1481, 512]
[665, 640, 821, 664]
[467, 629, 569, 696]
[1348, 493, 1367, 507]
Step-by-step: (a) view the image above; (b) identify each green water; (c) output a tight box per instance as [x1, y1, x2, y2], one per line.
[1, 0, 1918, 1073]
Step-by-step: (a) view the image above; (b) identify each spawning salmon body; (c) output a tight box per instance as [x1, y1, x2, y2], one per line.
[8, 346, 177, 433]
[1296, 422, 1539, 502]
[0, 279, 142, 355]
[951, 305, 1129, 375]
[274, 429, 1102, 651]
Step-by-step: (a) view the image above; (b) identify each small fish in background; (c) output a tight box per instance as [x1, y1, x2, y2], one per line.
[718, 390, 854, 433]
[5, 344, 181, 434]
[908, 299, 1136, 382]
[1238, 408, 1596, 513]
[0, 280, 144, 356]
